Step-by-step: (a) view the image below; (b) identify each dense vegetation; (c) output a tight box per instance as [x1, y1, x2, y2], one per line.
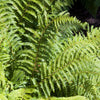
[0, 0, 100, 100]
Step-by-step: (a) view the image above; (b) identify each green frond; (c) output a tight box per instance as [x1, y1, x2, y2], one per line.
[37, 28, 100, 98]
[8, 88, 39, 100]
[0, 0, 100, 99]
[47, 96, 88, 100]
[0, 94, 8, 100]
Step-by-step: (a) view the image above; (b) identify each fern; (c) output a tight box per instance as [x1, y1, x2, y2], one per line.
[36, 27, 100, 98]
[0, 94, 8, 100]
[8, 88, 39, 100]
[0, 0, 100, 100]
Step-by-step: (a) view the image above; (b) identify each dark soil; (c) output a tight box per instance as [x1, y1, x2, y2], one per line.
[69, 1, 100, 27]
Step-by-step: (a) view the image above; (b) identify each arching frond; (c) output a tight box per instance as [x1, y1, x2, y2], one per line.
[0, 0, 100, 100]
[37, 27, 100, 98]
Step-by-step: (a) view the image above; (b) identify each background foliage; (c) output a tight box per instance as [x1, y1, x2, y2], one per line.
[0, 0, 100, 100]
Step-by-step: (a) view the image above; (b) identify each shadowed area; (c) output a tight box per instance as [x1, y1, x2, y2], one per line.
[69, 0, 100, 27]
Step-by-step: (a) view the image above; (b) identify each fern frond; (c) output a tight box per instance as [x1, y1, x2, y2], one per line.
[8, 88, 39, 100]
[0, 0, 100, 99]
[37, 28, 100, 98]
[0, 94, 7, 100]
